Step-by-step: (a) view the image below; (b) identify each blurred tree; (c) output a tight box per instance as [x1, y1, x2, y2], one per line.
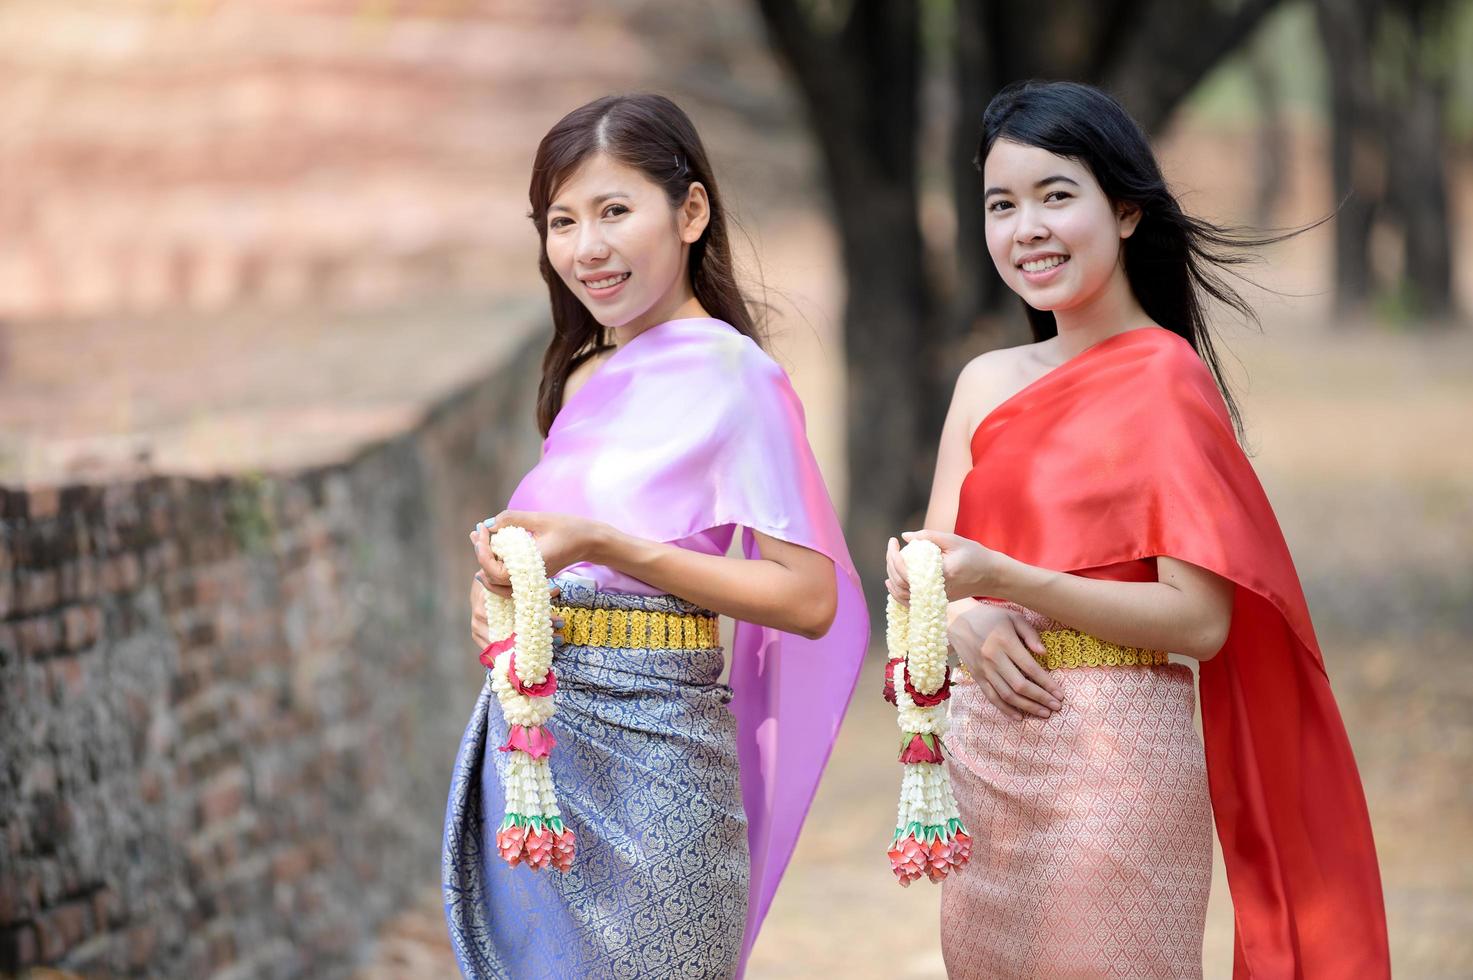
[1248, 39, 1291, 227]
[1316, 0, 1457, 321]
[755, 0, 1284, 577]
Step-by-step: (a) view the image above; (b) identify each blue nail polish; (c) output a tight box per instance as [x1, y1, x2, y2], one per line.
[552, 637, 565, 647]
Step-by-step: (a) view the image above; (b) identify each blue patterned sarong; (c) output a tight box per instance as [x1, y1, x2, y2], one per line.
[442, 578, 749, 979]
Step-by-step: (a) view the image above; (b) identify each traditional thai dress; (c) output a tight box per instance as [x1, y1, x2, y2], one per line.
[442, 317, 869, 979]
[940, 327, 1388, 979]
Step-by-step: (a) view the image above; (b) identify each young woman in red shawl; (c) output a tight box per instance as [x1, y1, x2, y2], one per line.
[885, 81, 1388, 979]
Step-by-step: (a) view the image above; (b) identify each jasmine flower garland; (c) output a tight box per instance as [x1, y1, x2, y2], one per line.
[481, 525, 575, 873]
[883, 539, 971, 885]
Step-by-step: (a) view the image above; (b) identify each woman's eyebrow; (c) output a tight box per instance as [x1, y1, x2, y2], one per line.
[549, 191, 631, 213]
[984, 175, 1080, 199]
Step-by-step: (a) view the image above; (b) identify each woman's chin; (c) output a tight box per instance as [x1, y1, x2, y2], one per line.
[583, 305, 633, 328]
[584, 304, 655, 331]
[1015, 281, 1083, 313]
[1019, 292, 1068, 313]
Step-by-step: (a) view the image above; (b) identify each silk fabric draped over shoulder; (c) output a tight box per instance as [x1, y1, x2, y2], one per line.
[508, 317, 870, 974]
[954, 327, 1389, 979]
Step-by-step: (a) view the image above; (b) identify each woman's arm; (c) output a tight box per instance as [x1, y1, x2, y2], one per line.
[591, 526, 838, 640]
[918, 354, 1002, 626]
[921, 357, 988, 538]
[473, 514, 838, 641]
[986, 553, 1234, 660]
[890, 532, 1233, 661]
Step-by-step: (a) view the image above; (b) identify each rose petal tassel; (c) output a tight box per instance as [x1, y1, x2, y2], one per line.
[551, 827, 577, 873]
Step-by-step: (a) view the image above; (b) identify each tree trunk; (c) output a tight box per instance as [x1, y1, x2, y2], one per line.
[1385, 0, 1455, 318]
[947, 0, 1031, 356]
[1099, 0, 1283, 132]
[1315, 0, 1383, 318]
[754, 0, 930, 586]
[843, 216, 931, 562]
[1316, 0, 1457, 322]
[1248, 43, 1289, 227]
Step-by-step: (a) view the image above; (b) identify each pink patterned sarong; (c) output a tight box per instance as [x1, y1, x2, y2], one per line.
[940, 603, 1213, 979]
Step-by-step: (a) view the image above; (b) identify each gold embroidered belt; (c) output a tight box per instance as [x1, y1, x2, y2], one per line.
[553, 605, 720, 651]
[956, 627, 1168, 677]
[1034, 629, 1168, 670]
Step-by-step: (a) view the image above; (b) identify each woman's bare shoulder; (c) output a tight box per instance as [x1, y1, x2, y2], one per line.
[954, 339, 1057, 430]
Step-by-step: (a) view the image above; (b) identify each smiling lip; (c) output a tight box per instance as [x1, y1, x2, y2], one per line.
[580, 271, 630, 299]
[1016, 253, 1069, 284]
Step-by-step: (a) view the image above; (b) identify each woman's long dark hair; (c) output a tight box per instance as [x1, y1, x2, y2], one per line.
[978, 80, 1316, 437]
[529, 93, 761, 436]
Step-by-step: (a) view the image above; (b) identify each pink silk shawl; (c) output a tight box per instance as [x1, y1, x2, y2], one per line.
[506, 317, 870, 973]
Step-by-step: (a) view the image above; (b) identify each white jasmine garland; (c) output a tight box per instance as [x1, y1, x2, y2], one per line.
[487, 526, 554, 683]
[900, 540, 948, 695]
[885, 538, 970, 886]
[489, 653, 556, 727]
[480, 524, 575, 872]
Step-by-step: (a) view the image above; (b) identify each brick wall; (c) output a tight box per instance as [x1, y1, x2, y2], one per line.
[0, 329, 545, 977]
[0, 0, 802, 322]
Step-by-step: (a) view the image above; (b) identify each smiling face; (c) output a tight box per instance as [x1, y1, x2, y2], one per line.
[981, 138, 1140, 315]
[543, 151, 709, 332]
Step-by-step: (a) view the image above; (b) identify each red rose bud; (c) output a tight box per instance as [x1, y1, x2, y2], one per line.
[551, 828, 576, 873]
[507, 650, 558, 698]
[499, 725, 557, 759]
[882, 658, 903, 705]
[480, 634, 517, 669]
[524, 826, 554, 870]
[898, 732, 945, 765]
[904, 664, 952, 707]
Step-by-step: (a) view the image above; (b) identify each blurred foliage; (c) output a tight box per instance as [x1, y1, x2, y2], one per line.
[1189, 3, 1328, 119]
[1190, 0, 1473, 144]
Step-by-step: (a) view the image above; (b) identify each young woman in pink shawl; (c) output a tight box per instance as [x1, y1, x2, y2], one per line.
[441, 93, 869, 979]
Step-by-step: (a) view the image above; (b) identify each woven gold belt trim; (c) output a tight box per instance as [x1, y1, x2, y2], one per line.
[1035, 629, 1168, 670]
[552, 605, 719, 650]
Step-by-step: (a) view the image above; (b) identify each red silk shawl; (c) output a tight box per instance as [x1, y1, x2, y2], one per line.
[954, 327, 1389, 979]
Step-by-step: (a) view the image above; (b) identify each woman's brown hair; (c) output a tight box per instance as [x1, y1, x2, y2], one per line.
[529, 93, 762, 436]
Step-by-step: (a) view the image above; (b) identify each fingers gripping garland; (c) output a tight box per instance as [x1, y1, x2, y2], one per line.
[479, 526, 576, 873]
[882, 540, 971, 885]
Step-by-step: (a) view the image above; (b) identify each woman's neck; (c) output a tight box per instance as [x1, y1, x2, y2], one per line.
[1050, 264, 1153, 359]
[612, 292, 709, 349]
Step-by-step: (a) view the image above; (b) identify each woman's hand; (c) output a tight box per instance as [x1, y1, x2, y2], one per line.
[885, 529, 1008, 603]
[949, 603, 1064, 721]
[471, 510, 611, 591]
